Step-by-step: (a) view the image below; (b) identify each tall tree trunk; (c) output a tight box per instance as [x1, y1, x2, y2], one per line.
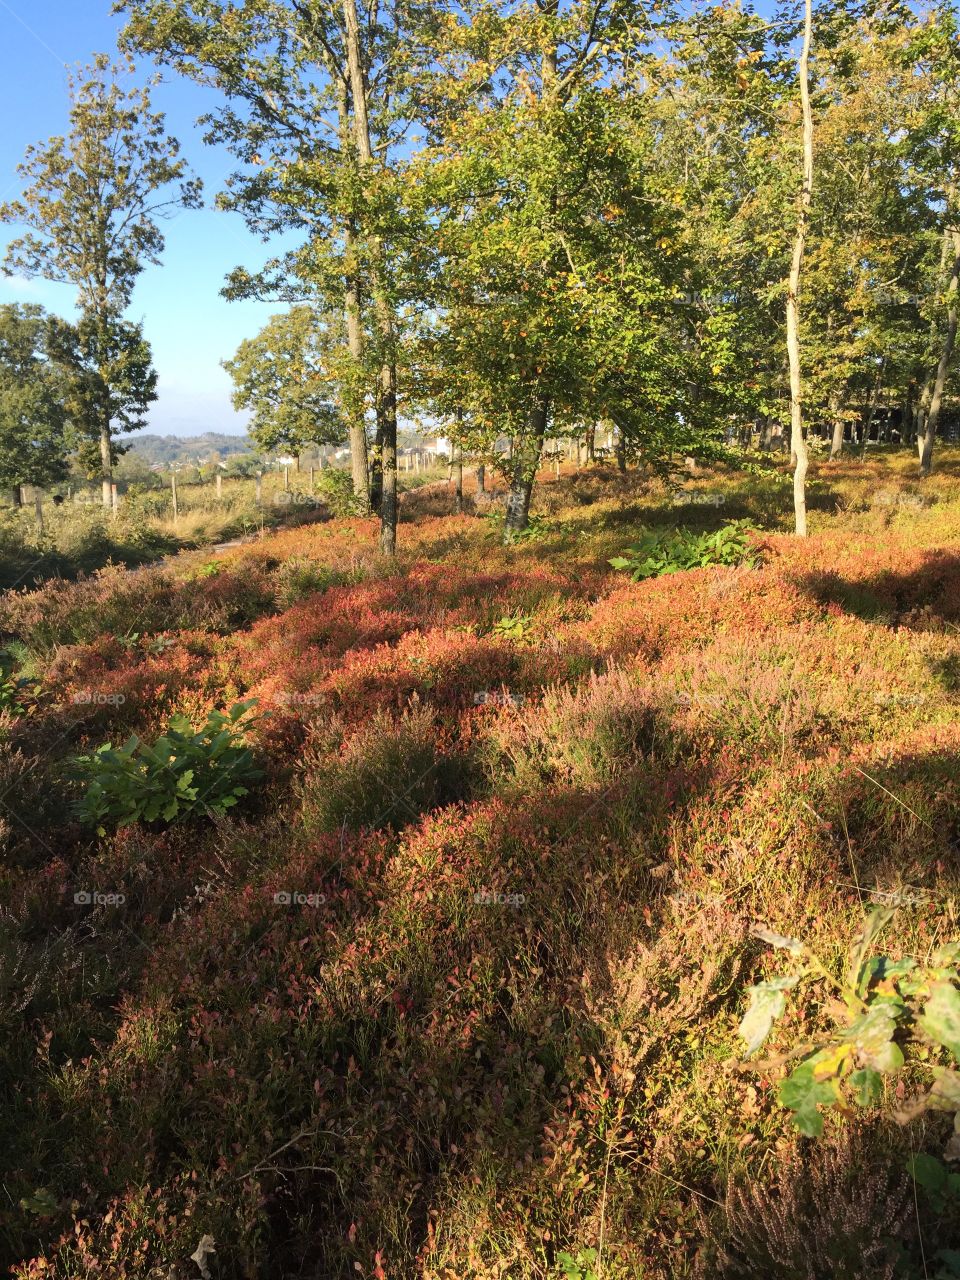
[452, 437, 464, 514]
[860, 361, 885, 458]
[920, 227, 960, 476]
[100, 417, 113, 509]
[828, 387, 845, 460]
[585, 423, 596, 462]
[343, 0, 397, 551]
[475, 463, 485, 494]
[369, 418, 383, 513]
[829, 416, 845, 460]
[504, 399, 548, 541]
[785, 0, 813, 537]
[378, 359, 398, 555]
[337, 81, 370, 510]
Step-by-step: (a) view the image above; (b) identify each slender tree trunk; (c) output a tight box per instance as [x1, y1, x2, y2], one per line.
[860, 361, 885, 459]
[338, 79, 370, 510]
[920, 227, 960, 476]
[343, 0, 397, 551]
[785, 0, 813, 537]
[452, 437, 464, 514]
[378, 359, 398, 555]
[100, 417, 113, 509]
[585, 423, 596, 462]
[827, 387, 845, 460]
[475, 463, 485, 494]
[369, 418, 384, 513]
[504, 399, 548, 541]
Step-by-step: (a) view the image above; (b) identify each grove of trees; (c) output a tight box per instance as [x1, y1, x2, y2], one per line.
[3, 0, 960, 545]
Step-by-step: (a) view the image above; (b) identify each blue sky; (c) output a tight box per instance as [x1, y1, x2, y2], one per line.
[0, 0, 292, 438]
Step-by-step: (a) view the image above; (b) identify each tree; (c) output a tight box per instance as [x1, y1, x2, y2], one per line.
[785, 0, 814, 537]
[0, 55, 201, 506]
[47, 313, 158, 483]
[119, 0, 418, 547]
[0, 304, 71, 501]
[223, 306, 347, 456]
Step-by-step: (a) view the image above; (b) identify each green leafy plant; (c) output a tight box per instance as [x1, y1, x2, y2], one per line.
[0, 646, 39, 714]
[557, 1248, 599, 1280]
[907, 1155, 960, 1278]
[192, 559, 223, 579]
[609, 520, 759, 580]
[314, 467, 367, 517]
[75, 700, 261, 833]
[491, 613, 534, 642]
[737, 910, 960, 1144]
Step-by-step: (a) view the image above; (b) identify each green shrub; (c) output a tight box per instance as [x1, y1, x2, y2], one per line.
[737, 908, 960, 1142]
[75, 701, 262, 834]
[315, 468, 367, 516]
[273, 557, 340, 607]
[609, 519, 759, 580]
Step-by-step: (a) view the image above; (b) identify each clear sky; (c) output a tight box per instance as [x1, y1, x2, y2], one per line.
[0, 0, 294, 439]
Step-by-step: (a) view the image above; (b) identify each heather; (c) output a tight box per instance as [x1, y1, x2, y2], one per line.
[0, 451, 959, 1278]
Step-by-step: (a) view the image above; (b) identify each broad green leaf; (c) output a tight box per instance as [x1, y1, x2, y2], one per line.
[779, 1060, 840, 1136]
[929, 1068, 960, 1112]
[909, 1152, 948, 1194]
[848, 907, 896, 989]
[19, 1188, 58, 1216]
[849, 1067, 882, 1106]
[738, 976, 798, 1056]
[919, 982, 960, 1061]
[840, 1004, 904, 1073]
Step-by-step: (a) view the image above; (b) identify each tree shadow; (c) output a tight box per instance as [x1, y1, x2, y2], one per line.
[794, 548, 960, 627]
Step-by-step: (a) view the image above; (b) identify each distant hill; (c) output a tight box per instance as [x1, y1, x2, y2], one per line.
[123, 432, 253, 467]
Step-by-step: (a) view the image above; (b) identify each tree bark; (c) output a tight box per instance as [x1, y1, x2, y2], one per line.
[475, 463, 485, 494]
[369, 418, 383, 513]
[337, 79, 370, 509]
[343, 0, 397, 550]
[378, 359, 398, 555]
[920, 227, 960, 476]
[504, 399, 548, 540]
[100, 417, 113, 509]
[452, 438, 464, 514]
[785, 0, 813, 537]
[829, 416, 844, 460]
